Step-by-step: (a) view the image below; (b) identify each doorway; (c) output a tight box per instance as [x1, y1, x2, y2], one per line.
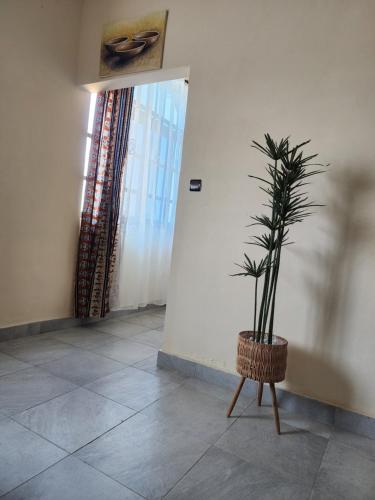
[106, 78, 189, 311]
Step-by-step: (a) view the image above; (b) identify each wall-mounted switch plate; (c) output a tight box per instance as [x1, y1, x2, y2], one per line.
[190, 179, 202, 192]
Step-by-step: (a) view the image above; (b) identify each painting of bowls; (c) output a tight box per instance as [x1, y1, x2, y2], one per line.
[100, 11, 168, 78]
[114, 40, 146, 60]
[132, 31, 160, 47]
[104, 36, 129, 54]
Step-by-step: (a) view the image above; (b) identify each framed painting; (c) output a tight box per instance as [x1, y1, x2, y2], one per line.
[100, 10, 168, 78]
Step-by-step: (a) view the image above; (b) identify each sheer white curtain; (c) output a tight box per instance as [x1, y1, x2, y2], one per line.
[111, 79, 188, 310]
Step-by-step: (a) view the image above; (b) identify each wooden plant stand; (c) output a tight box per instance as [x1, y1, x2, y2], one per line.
[227, 378, 281, 434]
[227, 331, 288, 434]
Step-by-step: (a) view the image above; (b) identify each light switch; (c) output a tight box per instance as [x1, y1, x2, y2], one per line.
[190, 179, 202, 192]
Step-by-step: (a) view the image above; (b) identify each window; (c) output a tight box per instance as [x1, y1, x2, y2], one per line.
[80, 92, 97, 213]
[122, 79, 188, 227]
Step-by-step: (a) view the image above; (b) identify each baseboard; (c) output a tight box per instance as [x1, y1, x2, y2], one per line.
[0, 304, 165, 342]
[157, 350, 375, 440]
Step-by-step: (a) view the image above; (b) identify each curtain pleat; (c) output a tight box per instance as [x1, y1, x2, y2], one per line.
[75, 87, 134, 318]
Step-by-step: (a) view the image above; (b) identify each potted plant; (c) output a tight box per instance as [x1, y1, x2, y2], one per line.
[227, 134, 325, 433]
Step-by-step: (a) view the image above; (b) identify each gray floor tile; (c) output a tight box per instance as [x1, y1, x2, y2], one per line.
[90, 320, 149, 338]
[141, 383, 234, 444]
[14, 388, 135, 452]
[165, 446, 311, 500]
[91, 338, 157, 365]
[215, 403, 328, 487]
[311, 441, 375, 500]
[0, 352, 31, 377]
[0, 335, 79, 365]
[130, 329, 164, 349]
[331, 427, 375, 462]
[195, 365, 257, 398]
[38, 350, 125, 386]
[0, 367, 77, 415]
[1, 325, 373, 500]
[133, 353, 159, 371]
[50, 327, 119, 349]
[2, 456, 143, 500]
[85, 366, 181, 411]
[126, 313, 164, 330]
[75, 412, 209, 499]
[0, 417, 67, 496]
[183, 377, 253, 411]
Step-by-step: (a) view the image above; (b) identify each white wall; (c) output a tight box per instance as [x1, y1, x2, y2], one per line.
[0, 0, 89, 326]
[49, 0, 375, 417]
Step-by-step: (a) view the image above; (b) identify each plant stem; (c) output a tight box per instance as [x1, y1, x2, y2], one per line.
[267, 225, 285, 343]
[266, 171, 289, 344]
[268, 254, 280, 341]
[264, 229, 282, 331]
[257, 237, 274, 342]
[257, 160, 278, 342]
[253, 277, 258, 334]
[261, 163, 280, 342]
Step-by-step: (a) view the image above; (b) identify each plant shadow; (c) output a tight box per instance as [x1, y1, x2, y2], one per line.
[297, 166, 375, 411]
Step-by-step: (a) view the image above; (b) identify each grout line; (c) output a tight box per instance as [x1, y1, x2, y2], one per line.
[0, 450, 147, 500]
[161, 408, 246, 499]
[0, 455, 69, 499]
[80, 364, 186, 413]
[84, 345, 159, 364]
[326, 436, 375, 463]
[88, 323, 151, 336]
[70, 410, 139, 455]
[0, 325, 160, 377]
[0, 364, 35, 379]
[33, 334, 156, 367]
[37, 364, 128, 388]
[8, 415, 71, 454]
[7, 349, 179, 419]
[3, 382, 79, 419]
[161, 445, 215, 498]
[73, 454, 148, 500]
[0, 342, 84, 369]
[82, 362, 187, 418]
[83, 464, 149, 500]
[81, 383, 138, 412]
[308, 437, 330, 500]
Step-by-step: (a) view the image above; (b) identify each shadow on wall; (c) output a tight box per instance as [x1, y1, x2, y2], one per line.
[286, 343, 352, 411]
[312, 167, 375, 350]
[289, 166, 375, 409]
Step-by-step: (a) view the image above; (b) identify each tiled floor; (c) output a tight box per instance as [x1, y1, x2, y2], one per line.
[1, 308, 375, 499]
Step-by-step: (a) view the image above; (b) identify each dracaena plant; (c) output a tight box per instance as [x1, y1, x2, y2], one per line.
[232, 134, 325, 344]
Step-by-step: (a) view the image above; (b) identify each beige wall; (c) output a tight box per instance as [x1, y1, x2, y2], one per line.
[0, 0, 89, 327]
[78, 0, 375, 417]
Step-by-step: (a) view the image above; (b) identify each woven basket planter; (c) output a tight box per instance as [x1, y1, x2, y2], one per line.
[236, 331, 288, 383]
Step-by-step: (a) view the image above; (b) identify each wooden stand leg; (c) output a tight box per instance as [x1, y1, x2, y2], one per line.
[227, 377, 246, 417]
[269, 382, 281, 434]
[257, 382, 263, 407]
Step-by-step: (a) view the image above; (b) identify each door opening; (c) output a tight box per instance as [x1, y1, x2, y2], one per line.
[81, 78, 188, 314]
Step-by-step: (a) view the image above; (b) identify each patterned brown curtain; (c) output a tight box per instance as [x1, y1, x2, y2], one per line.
[75, 88, 134, 318]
